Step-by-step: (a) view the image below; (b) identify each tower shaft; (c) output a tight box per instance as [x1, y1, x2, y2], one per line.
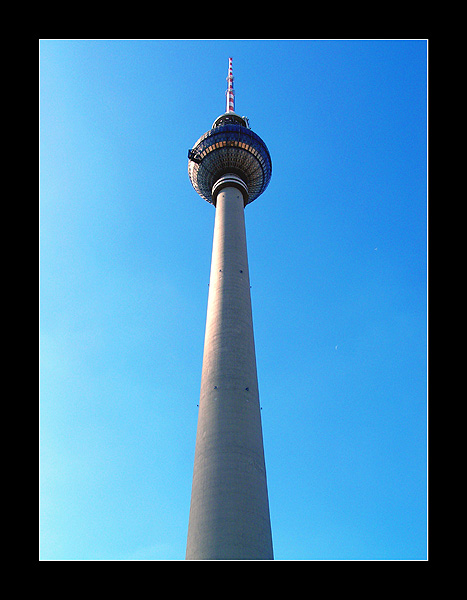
[186, 184, 273, 560]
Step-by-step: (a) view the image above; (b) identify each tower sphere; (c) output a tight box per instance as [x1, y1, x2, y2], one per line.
[188, 111, 272, 206]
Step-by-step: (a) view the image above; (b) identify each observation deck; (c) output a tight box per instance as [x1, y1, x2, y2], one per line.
[188, 112, 272, 206]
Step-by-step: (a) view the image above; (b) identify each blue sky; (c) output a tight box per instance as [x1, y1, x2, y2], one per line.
[40, 39, 427, 560]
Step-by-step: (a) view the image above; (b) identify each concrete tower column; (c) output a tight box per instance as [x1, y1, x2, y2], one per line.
[185, 180, 273, 560]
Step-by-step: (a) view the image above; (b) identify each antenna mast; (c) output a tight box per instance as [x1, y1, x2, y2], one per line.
[226, 57, 235, 113]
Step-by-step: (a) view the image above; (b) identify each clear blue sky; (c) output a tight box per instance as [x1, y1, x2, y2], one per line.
[40, 39, 427, 560]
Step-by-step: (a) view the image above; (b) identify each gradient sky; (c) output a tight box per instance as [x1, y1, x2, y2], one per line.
[40, 39, 427, 560]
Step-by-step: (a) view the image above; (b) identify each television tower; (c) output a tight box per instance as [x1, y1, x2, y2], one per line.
[186, 58, 273, 560]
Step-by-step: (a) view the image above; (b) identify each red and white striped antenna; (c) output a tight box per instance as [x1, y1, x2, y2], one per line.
[226, 57, 235, 113]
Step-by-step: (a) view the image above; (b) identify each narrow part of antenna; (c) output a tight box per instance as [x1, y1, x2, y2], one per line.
[226, 57, 235, 113]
